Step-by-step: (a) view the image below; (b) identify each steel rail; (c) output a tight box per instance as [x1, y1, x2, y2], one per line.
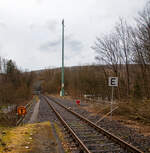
[43, 96, 92, 153]
[46, 95, 143, 153]
[16, 100, 33, 126]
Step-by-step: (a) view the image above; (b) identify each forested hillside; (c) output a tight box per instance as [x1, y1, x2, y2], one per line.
[40, 2, 150, 102]
[0, 58, 34, 105]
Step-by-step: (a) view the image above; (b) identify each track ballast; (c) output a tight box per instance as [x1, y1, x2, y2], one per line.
[42, 95, 143, 153]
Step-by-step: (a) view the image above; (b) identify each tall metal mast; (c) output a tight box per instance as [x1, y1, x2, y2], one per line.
[61, 19, 64, 96]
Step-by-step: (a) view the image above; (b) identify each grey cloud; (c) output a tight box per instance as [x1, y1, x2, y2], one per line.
[29, 20, 58, 32]
[39, 39, 61, 51]
[64, 40, 83, 62]
[35, 0, 45, 4]
[0, 21, 6, 29]
[46, 20, 58, 32]
[65, 34, 73, 40]
[39, 36, 83, 52]
[29, 23, 35, 30]
[67, 40, 83, 51]
[65, 34, 83, 51]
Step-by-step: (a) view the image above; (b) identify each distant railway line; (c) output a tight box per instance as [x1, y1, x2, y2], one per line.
[42, 95, 143, 153]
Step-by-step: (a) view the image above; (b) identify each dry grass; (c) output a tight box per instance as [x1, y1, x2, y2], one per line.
[114, 100, 150, 124]
[0, 123, 34, 153]
[82, 100, 150, 136]
[89, 100, 150, 125]
[0, 121, 57, 153]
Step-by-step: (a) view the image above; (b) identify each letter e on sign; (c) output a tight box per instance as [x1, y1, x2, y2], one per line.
[109, 77, 118, 86]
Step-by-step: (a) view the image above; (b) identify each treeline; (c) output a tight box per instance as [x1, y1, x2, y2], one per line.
[92, 2, 150, 100]
[0, 58, 34, 105]
[41, 2, 150, 101]
[40, 65, 142, 100]
[41, 66, 107, 97]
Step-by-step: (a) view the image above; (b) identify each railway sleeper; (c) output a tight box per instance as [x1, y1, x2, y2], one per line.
[73, 129, 98, 133]
[79, 135, 106, 140]
[74, 131, 100, 136]
[86, 142, 116, 147]
[91, 148, 125, 153]
[83, 138, 107, 143]
[76, 132, 102, 137]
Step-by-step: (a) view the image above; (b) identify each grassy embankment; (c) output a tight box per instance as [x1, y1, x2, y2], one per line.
[0, 121, 58, 153]
[91, 100, 150, 125]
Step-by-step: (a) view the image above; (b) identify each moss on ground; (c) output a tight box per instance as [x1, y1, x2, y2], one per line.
[0, 121, 58, 153]
[0, 123, 35, 152]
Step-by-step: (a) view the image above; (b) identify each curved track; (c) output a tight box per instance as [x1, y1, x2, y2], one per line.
[41, 95, 143, 153]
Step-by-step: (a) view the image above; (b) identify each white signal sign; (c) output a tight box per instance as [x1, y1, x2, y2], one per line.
[109, 77, 118, 87]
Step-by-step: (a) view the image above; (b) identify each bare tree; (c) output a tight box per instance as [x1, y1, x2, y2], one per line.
[92, 32, 123, 100]
[136, 2, 150, 64]
[92, 33, 122, 77]
[115, 18, 132, 98]
[130, 2, 150, 98]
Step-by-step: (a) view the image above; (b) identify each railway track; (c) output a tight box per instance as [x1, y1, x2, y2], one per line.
[16, 100, 34, 126]
[42, 95, 143, 153]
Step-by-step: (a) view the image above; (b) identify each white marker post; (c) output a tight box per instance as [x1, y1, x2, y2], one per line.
[108, 77, 118, 121]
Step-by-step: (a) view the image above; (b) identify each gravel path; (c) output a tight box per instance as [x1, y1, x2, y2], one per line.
[22, 100, 37, 124]
[28, 100, 40, 123]
[23, 97, 58, 124]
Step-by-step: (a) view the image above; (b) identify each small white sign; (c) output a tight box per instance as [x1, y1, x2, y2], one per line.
[109, 77, 118, 87]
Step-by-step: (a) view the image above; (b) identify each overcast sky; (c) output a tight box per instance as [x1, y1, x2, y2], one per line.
[0, 0, 148, 70]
